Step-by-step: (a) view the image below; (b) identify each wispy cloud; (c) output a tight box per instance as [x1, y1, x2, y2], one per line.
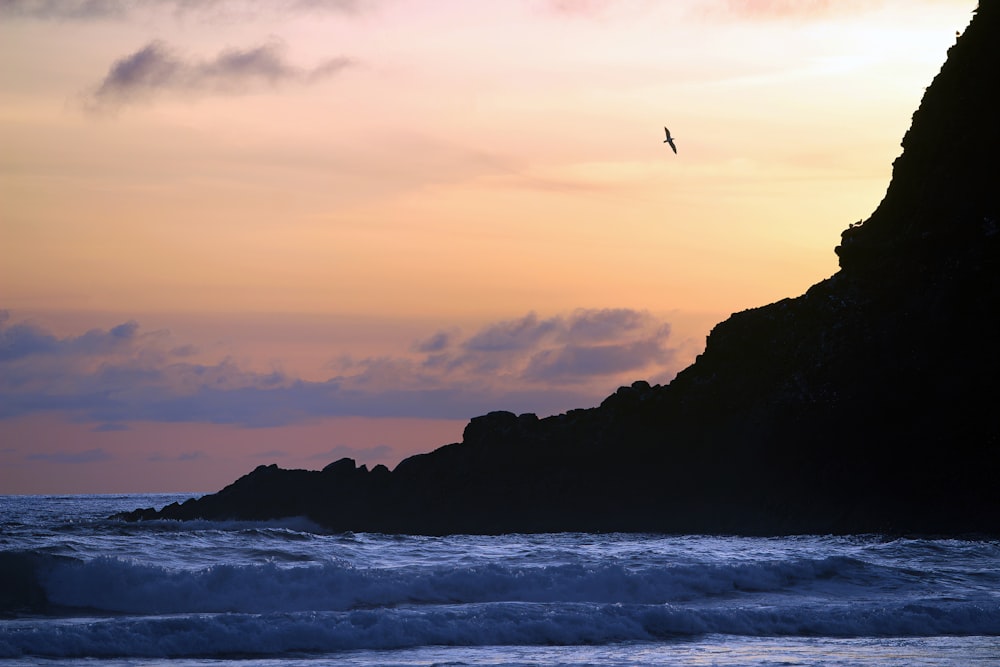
[438, 309, 674, 384]
[0, 308, 682, 427]
[412, 330, 456, 354]
[0, 311, 139, 362]
[0, 0, 131, 20]
[0, 0, 364, 21]
[82, 39, 354, 111]
[523, 338, 669, 383]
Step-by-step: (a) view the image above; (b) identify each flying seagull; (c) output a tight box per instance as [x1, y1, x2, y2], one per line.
[663, 127, 677, 154]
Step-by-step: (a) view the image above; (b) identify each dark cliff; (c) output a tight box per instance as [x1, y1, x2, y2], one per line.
[123, 3, 999, 536]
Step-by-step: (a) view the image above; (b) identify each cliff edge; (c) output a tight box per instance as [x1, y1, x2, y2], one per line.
[123, 3, 999, 536]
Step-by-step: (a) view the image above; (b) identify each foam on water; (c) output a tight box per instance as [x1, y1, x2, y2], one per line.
[2, 599, 1000, 659]
[1, 495, 999, 664]
[32, 552, 878, 613]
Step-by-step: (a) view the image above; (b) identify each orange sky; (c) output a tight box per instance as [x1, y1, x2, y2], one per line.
[0, 0, 977, 494]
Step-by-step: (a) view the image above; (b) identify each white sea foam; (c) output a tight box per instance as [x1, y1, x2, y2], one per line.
[3, 495, 999, 665]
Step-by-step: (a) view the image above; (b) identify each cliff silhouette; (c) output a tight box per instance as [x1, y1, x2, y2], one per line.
[124, 3, 999, 536]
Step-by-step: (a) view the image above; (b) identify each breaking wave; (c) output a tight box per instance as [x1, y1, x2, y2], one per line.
[2, 599, 999, 659]
[2, 546, 998, 658]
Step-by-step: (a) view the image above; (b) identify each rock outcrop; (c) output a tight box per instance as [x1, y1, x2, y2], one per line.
[121, 3, 999, 536]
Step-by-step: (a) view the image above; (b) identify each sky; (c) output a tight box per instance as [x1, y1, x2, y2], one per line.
[0, 0, 977, 494]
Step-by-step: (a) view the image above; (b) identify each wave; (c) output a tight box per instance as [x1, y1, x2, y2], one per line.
[15, 550, 883, 615]
[2, 599, 999, 659]
[0, 551, 77, 617]
[5, 544, 996, 659]
[116, 516, 328, 533]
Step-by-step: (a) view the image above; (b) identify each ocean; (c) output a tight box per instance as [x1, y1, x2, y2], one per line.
[0, 494, 998, 666]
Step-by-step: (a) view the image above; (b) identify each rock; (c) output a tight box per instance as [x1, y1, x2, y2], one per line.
[322, 458, 357, 475]
[118, 4, 1000, 537]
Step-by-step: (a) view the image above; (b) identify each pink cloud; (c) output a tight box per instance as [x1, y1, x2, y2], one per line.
[0, 307, 684, 427]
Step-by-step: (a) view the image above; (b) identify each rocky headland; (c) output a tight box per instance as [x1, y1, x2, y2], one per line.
[122, 3, 999, 536]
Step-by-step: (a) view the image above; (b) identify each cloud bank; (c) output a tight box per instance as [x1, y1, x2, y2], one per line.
[83, 40, 354, 110]
[0, 308, 682, 428]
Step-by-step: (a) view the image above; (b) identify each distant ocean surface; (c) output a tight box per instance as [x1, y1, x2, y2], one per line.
[1, 495, 998, 666]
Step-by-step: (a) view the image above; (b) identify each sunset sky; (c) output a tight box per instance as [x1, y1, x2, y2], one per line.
[1, 0, 976, 494]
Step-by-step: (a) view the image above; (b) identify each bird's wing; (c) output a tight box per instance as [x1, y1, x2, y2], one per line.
[664, 127, 670, 139]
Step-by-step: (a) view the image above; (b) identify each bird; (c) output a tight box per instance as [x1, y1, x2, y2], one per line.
[663, 127, 677, 154]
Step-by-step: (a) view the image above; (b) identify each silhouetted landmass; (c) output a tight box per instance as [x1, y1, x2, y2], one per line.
[121, 3, 999, 536]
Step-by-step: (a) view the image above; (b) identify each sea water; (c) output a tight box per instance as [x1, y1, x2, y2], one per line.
[1, 494, 998, 666]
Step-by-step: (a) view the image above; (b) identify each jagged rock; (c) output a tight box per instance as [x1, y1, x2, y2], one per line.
[322, 458, 357, 475]
[119, 3, 999, 537]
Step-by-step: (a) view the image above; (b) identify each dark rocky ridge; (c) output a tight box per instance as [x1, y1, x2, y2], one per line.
[122, 3, 999, 536]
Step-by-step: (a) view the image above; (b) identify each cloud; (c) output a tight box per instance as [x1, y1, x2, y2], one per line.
[563, 308, 654, 343]
[82, 39, 354, 110]
[169, 344, 199, 358]
[0, 0, 130, 20]
[464, 313, 561, 353]
[524, 338, 672, 384]
[413, 330, 454, 354]
[0, 0, 364, 21]
[0, 308, 683, 427]
[0, 311, 139, 362]
[450, 309, 672, 378]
